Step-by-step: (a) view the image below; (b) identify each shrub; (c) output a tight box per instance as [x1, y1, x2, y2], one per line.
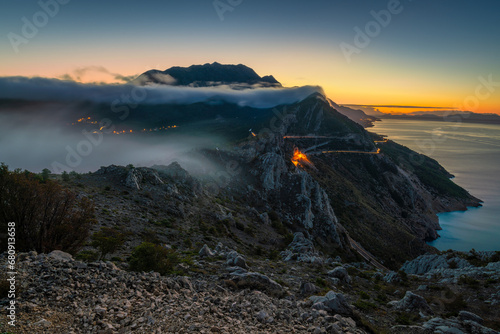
[353, 299, 377, 311]
[75, 250, 99, 262]
[444, 293, 467, 316]
[41, 168, 51, 182]
[91, 227, 126, 260]
[0, 164, 95, 254]
[395, 312, 418, 325]
[268, 249, 280, 260]
[271, 219, 287, 235]
[129, 242, 179, 275]
[358, 291, 370, 300]
[183, 238, 192, 249]
[235, 221, 245, 231]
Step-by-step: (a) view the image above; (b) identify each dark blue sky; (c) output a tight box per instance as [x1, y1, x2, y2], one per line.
[1, 0, 499, 111]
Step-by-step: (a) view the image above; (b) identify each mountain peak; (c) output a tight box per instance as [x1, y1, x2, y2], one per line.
[133, 63, 281, 87]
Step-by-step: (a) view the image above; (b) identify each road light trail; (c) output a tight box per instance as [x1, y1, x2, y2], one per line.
[310, 148, 381, 155]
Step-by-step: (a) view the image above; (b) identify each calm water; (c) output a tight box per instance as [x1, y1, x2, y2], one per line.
[371, 119, 500, 251]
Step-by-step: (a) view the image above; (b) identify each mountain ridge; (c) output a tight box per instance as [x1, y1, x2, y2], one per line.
[132, 62, 282, 87]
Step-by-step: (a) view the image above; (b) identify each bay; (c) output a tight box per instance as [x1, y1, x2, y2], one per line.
[371, 119, 500, 251]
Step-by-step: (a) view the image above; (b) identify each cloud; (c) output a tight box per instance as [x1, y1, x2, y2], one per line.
[0, 76, 323, 109]
[58, 66, 137, 83]
[133, 72, 177, 85]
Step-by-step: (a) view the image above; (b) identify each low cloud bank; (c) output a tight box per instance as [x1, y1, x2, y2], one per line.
[0, 76, 324, 109]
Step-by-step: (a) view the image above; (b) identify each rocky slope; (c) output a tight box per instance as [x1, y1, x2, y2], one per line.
[41, 91, 481, 269]
[2, 246, 499, 333]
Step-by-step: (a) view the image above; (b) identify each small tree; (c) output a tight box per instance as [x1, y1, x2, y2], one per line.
[41, 168, 51, 182]
[0, 163, 95, 254]
[91, 227, 126, 260]
[61, 171, 70, 182]
[129, 242, 178, 275]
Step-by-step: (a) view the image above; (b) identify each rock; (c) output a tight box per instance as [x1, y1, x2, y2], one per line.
[125, 167, 164, 190]
[383, 271, 400, 283]
[178, 276, 193, 290]
[422, 317, 498, 334]
[48, 250, 73, 262]
[300, 282, 318, 295]
[309, 291, 353, 316]
[400, 254, 471, 275]
[105, 261, 120, 271]
[327, 266, 351, 284]
[229, 271, 284, 297]
[226, 251, 248, 269]
[214, 242, 230, 256]
[95, 306, 107, 317]
[255, 310, 268, 323]
[458, 311, 483, 324]
[34, 318, 52, 327]
[281, 232, 325, 264]
[389, 291, 433, 315]
[199, 244, 215, 257]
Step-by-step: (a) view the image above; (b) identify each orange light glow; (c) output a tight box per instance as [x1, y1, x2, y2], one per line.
[291, 148, 312, 168]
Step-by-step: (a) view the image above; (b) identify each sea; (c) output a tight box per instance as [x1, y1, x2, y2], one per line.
[371, 119, 500, 252]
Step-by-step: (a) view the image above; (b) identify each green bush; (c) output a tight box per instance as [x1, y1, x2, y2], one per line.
[395, 312, 418, 325]
[129, 242, 179, 275]
[91, 227, 126, 260]
[353, 299, 377, 311]
[271, 220, 287, 235]
[358, 291, 370, 300]
[75, 250, 100, 262]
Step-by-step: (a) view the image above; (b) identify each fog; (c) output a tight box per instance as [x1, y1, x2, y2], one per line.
[0, 111, 222, 174]
[0, 76, 324, 174]
[0, 76, 323, 109]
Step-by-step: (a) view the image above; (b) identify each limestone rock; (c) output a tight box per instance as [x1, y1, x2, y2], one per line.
[226, 251, 248, 269]
[310, 291, 353, 316]
[389, 291, 433, 315]
[199, 244, 215, 257]
[458, 311, 483, 325]
[229, 271, 284, 297]
[327, 266, 351, 284]
[48, 250, 73, 262]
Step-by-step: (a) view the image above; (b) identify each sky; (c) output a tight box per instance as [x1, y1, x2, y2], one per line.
[1, 0, 499, 114]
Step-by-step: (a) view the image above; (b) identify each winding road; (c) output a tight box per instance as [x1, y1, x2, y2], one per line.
[348, 236, 389, 271]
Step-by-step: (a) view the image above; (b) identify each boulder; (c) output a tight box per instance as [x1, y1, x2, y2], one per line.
[458, 311, 483, 325]
[48, 250, 73, 262]
[280, 232, 325, 264]
[300, 282, 318, 295]
[229, 271, 284, 297]
[400, 254, 471, 275]
[34, 319, 52, 327]
[389, 291, 433, 315]
[310, 291, 353, 316]
[199, 244, 215, 257]
[327, 266, 351, 284]
[226, 251, 248, 269]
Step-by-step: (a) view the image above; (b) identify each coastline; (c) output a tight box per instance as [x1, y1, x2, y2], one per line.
[370, 118, 499, 252]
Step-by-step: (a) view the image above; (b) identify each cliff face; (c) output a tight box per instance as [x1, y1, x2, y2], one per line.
[220, 93, 480, 268]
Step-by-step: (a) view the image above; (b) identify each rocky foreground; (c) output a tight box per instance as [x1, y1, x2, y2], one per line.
[1, 243, 499, 333]
[3, 250, 363, 334]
